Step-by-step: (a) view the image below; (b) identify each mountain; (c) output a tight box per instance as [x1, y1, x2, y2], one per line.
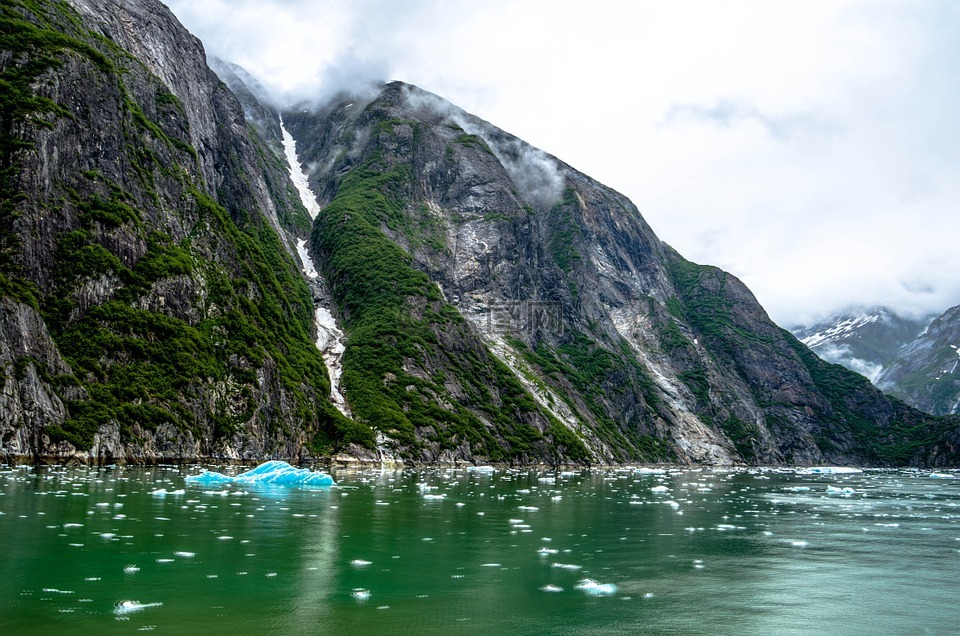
[0, 0, 362, 463]
[877, 305, 960, 416]
[2, 0, 959, 466]
[792, 308, 931, 382]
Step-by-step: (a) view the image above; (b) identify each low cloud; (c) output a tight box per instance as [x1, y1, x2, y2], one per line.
[402, 86, 564, 208]
[663, 99, 840, 141]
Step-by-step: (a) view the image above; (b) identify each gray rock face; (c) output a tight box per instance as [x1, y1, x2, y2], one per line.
[877, 305, 960, 416]
[0, 0, 345, 464]
[281, 82, 960, 466]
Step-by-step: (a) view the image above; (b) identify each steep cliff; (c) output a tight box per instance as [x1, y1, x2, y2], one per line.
[0, 0, 360, 463]
[281, 82, 960, 466]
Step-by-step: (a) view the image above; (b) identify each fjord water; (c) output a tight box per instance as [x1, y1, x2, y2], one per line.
[2, 465, 959, 635]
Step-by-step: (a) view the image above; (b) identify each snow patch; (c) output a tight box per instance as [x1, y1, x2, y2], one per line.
[280, 116, 320, 219]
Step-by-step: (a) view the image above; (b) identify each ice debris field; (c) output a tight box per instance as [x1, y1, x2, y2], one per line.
[2, 462, 960, 634]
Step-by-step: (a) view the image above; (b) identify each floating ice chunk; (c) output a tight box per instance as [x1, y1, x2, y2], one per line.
[174, 551, 195, 558]
[541, 584, 563, 592]
[422, 493, 446, 500]
[650, 485, 669, 493]
[150, 489, 186, 496]
[826, 486, 863, 498]
[123, 565, 140, 574]
[481, 563, 502, 567]
[634, 468, 666, 474]
[518, 506, 539, 511]
[185, 461, 335, 488]
[350, 559, 372, 567]
[551, 563, 582, 571]
[467, 466, 496, 473]
[114, 600, 162, 616]
[351, 588, 371, 602]
[785, 486, 811, 492]
[537, 548, 559, 556]
[799, 467, 862, 474]
[791, 541, 809, 548]
[575, 579, 617, 596]
[930, 473, 955, 479]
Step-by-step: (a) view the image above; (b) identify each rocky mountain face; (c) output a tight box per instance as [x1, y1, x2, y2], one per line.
[0, 0, 360, 464]
[877, 306, 960, 416]
[792, 308, 931, 383]
[276, 82, 960, 467]
[2, 0, 959, 466]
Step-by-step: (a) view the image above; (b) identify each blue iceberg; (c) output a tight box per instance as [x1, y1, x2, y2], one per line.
[185, 461, 335, 488]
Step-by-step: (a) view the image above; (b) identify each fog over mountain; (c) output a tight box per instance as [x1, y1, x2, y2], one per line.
[166, 0, 960, 328]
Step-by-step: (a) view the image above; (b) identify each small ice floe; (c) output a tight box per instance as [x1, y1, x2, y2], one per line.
[537, 548, 559, 556]
[634, 468, 666, 475]
[149, 489, 185, 497]
[518, 506, 539, 511]
[799, 467, 862, 475]
[826, 486, 864, 498]
[350, 559, 372, 567]
[185, 461, 334, 488]
[480, 563, 502, 567]
[351, 588, 371, 602]
[551, 563, 582, 571]
[540, 584, 563, 592]
[785, 486, 811, 492]
[422, 494, 446, 500]
[650, 485, 669, 493]
[929, 473, 955, 479]
[113, 600, 162, 616]
[791, 541, 809, 548]
[174, 551, 195, 558]
[155, 558, 174, 564]
[574, 579, 617, 596]
[716, 524, 745, 531]
[467, 466, 496, 473]
[123, 565, 140, 574]
[643, 592, 655, 599]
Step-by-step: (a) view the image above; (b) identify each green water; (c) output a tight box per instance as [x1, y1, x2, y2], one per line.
[2, 464, 959, 635]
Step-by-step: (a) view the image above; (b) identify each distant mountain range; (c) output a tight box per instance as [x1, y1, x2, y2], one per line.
[793, 306, 960, 416]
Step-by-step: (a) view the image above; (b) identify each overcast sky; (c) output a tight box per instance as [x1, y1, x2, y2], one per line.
[166, 0, 960, 328]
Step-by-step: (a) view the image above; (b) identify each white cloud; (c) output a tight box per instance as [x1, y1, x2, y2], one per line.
[166, 0, 960, 327]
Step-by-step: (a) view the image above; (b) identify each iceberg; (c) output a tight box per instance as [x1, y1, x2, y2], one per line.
[799, 467, 862, 475]
[185, 461, 335, 488]
[113, 600, 162, 616]
[575, 579, 618, 596]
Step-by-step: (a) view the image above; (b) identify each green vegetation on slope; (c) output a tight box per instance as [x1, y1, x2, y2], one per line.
[313, 129, 588, 462]
[0, 0, 353, 453]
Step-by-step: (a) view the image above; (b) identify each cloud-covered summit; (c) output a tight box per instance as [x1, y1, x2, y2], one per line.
[167, 0, 960, 327]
